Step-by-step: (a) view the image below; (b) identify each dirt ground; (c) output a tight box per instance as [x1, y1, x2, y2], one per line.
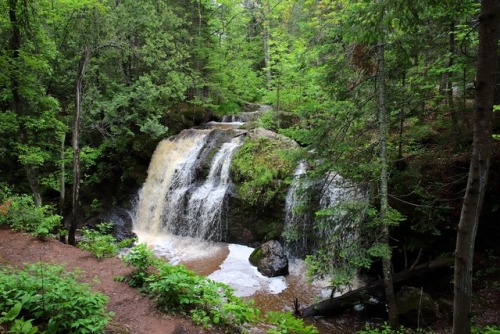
[0, 227, 222, 334]
[1, 227, 499, 334]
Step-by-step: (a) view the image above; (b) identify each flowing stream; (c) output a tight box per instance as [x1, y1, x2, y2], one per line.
[132, 115, 366, 333]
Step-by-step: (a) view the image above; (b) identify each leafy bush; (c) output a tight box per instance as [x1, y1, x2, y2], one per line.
[121, 244, 260, 331]
[472, 326, 500, 334]
[0, 194, 61, 239]
[149, 262, 259, 330]
[0, 302, 38, 334]
[266, 311, 318, 334]
[121, 245, 323, 333]
[0, 263, 112, 333]
[216, 101, 241, 116]
[77, 222, 119, 259]
[120, 243, 160, 288]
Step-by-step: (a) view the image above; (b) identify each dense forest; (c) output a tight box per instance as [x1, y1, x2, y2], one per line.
[0, 0, 499, 333]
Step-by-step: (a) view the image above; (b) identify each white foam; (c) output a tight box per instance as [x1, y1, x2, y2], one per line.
[135, 232, 289, 297]
[209, 244, 287, 297]
[135, 231, 223, 264]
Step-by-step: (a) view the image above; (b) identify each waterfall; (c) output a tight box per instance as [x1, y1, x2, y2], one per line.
[283, 162, 311, 257]
[283, 163, 367, 258]
[183, 138, 242, 240]
[134, 128, 243, 241]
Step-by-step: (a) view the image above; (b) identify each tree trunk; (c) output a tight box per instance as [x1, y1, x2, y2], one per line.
[59, 132, 66, 217]
[446, 22, 456, 107]
[452, 1, 499, 334]
[301, 258, 450, 317]
[263, 0, 271, 88]
[376, 40, 399, 328]
[8, 0, 21, 113]
[68, 48, 90, 246]
[26, 167, 42, 207]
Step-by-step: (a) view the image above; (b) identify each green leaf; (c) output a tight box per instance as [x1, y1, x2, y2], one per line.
[2, 302, 22, 321]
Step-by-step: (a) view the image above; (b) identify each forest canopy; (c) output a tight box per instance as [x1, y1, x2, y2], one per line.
[0, 0, 499, 333]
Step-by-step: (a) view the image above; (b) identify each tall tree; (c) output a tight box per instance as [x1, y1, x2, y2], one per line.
[453, 1, 500, 333]
[69, 47, 90, 246]
[1, 0, 65, 205]
[376, 37, 399, 328]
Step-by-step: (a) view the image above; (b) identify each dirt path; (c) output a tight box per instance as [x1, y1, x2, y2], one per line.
[0, 227, 220, 334]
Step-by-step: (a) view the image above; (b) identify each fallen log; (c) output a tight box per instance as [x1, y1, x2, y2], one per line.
[300, 257, 450, 317]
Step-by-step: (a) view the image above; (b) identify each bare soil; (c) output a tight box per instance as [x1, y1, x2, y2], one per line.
[1, 226, 499, 333]
[0, 227, 221, 334]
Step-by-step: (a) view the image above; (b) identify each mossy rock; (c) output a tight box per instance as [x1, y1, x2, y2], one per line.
[231, 134, 296, 207]
[248, 240, 289, 277]
[249, 247, 263, 266]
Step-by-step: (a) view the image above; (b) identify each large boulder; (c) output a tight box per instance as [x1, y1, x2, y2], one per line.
[86, 208, 136, 242]
[395, 286, 440, 327]
[249, 240, 289, 277]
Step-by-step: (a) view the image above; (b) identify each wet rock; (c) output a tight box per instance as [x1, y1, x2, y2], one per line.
[221, 104, 271, 123]
[248, 128, 298, 147]
[249, 240, 289, 277]
[86, 208, 136, 242]
[227, 196, 285, 246]
[395, 286, 440, 327]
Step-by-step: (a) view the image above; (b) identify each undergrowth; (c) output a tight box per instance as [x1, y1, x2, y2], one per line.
[77, 222, 134, 259]
[119, 243, 317, 333]
[0, 192, 62, 239]
[0, 262, 112, 333]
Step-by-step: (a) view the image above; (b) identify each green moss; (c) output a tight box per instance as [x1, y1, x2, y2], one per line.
[249, 247, 263, 266]
[231, 136, 295, 207]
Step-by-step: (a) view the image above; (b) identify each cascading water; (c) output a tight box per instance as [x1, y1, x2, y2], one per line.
[283, 162, 311, 257]
[132, 124, 293, 300]
[283, 162, 368, 258]
[134, 128, 243, 241]
[183, 137, 242, 240]
[131, 110, 364, 333]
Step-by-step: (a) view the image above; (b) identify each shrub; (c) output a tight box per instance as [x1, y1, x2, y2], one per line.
[472, 326, 500, 334]
[0, 262, 113, 333]
[266, 311, 318, 334]
[148, 262, 259, 330]
[78, 222, 119, 259]
[121, 244, 260, 331]
[121, 243, 160, 288]
[0, 194, 61, 239]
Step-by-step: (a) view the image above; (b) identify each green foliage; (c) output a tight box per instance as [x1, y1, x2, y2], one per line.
[266, 311, 318, 334]
[0, 194, 61, 239]
[148, 262, 259, 330]
[0, 302, 38, 334]
[77, 222, 119, 259]
[121, 244, 260, 331]
[0, 263, 112, 333]
[472, 326, 500, 334]
[121, 243, 161, 288]
[231, 136, 295, 206]
[357, 323, 411, 334]
[216, 101, 241, 116]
